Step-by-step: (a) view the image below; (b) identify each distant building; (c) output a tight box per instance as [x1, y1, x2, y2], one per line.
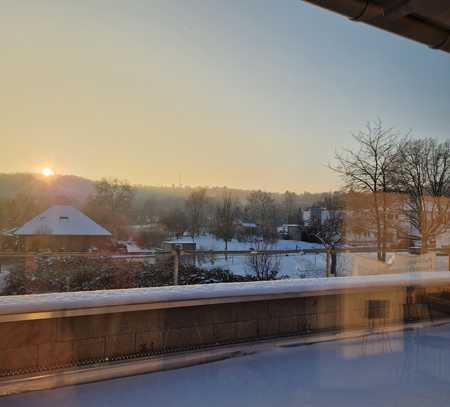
[277, 224, 302, 240]
[14, 205, 112, 252]
[161, 240, 197, 251]
[238, 221, 257, 229]
[235, 220, 258, 240]
[303, 207, 330, 227]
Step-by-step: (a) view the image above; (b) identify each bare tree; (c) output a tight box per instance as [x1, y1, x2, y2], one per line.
[246, 241, 280, 280]
[185, 188, 209, 240]
[85, 178, 134, 237]
[212, 192, 237, 251]
[282, 191, 299, 224]
[395, 138, 450, 252]
[246, 190, 278, 242]
[331, 119, 401, 261]
[314, 194, 343, 276]
[160, 208, 188, 239]
[139, 198, 157, 223]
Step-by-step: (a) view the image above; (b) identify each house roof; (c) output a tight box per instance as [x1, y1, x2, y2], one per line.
[239, 221, 257, 228]
[14, 205, 112, 237]
[304, 0, 450, 53]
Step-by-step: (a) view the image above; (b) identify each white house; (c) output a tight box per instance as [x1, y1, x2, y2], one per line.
[14, 205, 112, 251]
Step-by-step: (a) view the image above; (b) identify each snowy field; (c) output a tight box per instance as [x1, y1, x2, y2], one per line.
[172, 235, 449, 279]
[169, 235, 323, 252]
[172, 235, 329, 278]
[4, 323, 450, 407]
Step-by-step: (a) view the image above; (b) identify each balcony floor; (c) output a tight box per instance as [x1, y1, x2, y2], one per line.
[2, 323, 450, 407]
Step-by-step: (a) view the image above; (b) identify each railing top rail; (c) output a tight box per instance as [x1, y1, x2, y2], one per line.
[0, 246, 420, 258]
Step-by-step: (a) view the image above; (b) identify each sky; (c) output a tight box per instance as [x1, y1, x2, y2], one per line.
[1, 0, 449, 193]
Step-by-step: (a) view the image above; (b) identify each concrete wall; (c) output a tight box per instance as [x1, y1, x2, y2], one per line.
[1, 281, 448, 376]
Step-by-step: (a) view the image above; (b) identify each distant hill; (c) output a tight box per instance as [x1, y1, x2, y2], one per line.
[0, 173, 331, 208]
[0, 173, 94, 203]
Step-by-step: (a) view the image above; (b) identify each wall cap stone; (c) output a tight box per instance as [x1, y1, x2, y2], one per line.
[1, 272, 449, 322]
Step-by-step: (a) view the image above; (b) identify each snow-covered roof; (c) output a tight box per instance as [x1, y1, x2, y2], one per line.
[278, 224, 300, 231]
[14, 205, 112, 237]
[239, 221, 257, 228]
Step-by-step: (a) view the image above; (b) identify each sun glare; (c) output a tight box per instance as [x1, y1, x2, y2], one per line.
[41, 167, 55, 177]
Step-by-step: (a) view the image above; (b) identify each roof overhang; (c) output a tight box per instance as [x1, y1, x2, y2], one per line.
[303, 0, 450, 53]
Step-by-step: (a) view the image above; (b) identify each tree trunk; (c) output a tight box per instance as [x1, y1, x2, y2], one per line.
[225, 240, 228, 261]
[173, 249, 180, 285]
[421, 234, 428, 254]
[382, 192, 388, 261]
[420, 208, 429, 254]
[373, 192, 385, 262]
[330, 248, 337, 277]
[326, 251, 330, 277]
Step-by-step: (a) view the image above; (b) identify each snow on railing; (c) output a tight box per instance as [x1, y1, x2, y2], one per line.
[0, 271, 450, 319]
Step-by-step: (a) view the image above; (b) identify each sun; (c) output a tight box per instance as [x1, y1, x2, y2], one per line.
[41, 167, 55, 177]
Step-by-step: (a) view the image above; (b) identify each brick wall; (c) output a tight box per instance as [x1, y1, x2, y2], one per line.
[0, 284, 448, 375]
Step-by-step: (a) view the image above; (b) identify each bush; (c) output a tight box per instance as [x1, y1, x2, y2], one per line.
[2, 255, 251, 295]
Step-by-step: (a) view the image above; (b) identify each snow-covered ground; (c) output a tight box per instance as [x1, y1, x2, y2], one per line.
[173, 235, 449, 279]
[172, 235, 328, 278]
[196, 251, 448, 280]
[5, 323, 450, 407]
[196, 252, 329, 279]
[168, 234, 323, 251]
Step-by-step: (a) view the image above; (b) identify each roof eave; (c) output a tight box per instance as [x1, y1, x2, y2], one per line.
[303, 0, 450, 53]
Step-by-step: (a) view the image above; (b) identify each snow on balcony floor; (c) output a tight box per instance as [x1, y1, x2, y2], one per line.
[3, 323, 450, 407]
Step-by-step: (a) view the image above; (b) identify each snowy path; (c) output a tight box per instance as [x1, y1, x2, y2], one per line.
[3, 324, 450, 407]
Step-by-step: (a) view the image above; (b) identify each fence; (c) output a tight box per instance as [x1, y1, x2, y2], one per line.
[1, 247, 449, 295]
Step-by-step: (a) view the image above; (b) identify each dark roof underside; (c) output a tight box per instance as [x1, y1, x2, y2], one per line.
[304, 0, 450, 53]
